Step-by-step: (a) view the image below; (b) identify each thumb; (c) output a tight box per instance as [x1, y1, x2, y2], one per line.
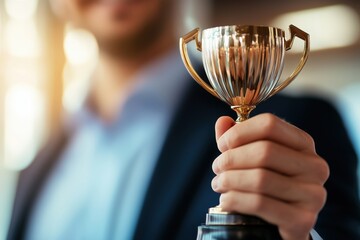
[215, 116, 235, 142]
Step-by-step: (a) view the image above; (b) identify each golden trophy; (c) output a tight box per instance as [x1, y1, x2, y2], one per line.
[179, 25, 309, 239]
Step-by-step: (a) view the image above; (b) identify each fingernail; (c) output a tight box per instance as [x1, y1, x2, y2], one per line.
[217, 136, 226, 152]
[219, 194, 224, 205]
[212, 157, 219, 174]
[211, 176, 218, 190]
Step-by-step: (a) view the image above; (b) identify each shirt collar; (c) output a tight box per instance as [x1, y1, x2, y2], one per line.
[66, 48, 191, 130]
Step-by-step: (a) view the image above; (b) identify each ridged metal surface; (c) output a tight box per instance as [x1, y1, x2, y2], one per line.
[201, 25, 285, 108]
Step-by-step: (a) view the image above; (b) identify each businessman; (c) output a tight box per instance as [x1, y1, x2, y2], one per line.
[7, 0, 360, 239]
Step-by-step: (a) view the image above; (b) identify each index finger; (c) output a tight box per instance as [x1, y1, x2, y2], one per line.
[216, 113, 315, 153]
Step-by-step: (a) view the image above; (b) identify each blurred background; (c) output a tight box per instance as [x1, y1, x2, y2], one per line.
[0, 0, 359, 239]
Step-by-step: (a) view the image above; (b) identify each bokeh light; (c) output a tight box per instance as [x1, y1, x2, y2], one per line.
[272, 4, 360, 52]
[5, 0, 39, 20]
[64, 27, 98, 66]
[4, 19, 41, 58]
[62, 26, 98, 113]
[4, 84, 45, 170]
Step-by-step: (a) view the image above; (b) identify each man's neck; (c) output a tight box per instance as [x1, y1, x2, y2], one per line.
[90, 34, 177, 123]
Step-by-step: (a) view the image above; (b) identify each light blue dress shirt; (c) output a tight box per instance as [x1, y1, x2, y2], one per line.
[26, 49, 190, 240]
[25, 49, 322, 240]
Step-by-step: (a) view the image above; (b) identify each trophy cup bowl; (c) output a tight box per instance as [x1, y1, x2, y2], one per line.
[180, 24, 309, 122]
[179, 25, 309, 239]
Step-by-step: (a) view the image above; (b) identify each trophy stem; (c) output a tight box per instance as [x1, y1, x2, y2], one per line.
[231, 105, 256, 122]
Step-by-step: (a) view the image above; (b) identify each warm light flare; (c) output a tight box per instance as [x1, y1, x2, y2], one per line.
[4, 84, 45, 170]
[64, 27, 98, 65]
[4, 19, 41, 58]
[62, 26, 98, 114]
[271, 4, 360, 52]
[5, 0, 39, 20]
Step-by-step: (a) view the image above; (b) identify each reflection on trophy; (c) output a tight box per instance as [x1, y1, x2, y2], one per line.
[180, 25, 309, 239]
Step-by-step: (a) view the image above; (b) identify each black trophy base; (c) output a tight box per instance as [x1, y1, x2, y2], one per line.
[196, 209, 282, 240]
[197, 224, 282, 240]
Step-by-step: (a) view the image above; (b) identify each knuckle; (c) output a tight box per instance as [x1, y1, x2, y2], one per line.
[303, 131, 315, 148]
[312, 186, 328, 209]
[299, 211, 317, 231]
[261, 114, 278, 136]
[256, 141, 273, 165]
[317, 158, 330, 182]
[310, 155, 330, 183]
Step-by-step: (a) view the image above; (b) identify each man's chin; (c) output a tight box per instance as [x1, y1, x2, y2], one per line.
[97, 36, 149, 58]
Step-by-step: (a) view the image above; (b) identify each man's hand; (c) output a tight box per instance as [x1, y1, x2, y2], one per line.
[211, 114, 330, 240]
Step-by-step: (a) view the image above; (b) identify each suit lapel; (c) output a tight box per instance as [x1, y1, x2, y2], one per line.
[8, 79, 233, 240]
[133, 81, 232, 240]
[7, 128, 69, 240]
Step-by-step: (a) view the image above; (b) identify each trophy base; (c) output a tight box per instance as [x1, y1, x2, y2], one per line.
[196, 207, 282, 240]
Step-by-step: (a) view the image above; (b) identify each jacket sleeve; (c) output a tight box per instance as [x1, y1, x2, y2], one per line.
[291, 96, 360, 239]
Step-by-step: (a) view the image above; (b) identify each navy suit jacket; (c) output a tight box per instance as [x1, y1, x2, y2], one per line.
[7, 80, 360, 240]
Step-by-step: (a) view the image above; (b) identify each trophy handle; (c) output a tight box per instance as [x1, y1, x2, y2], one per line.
[270, 24, 310, 97]
[179, 28, 219, 99]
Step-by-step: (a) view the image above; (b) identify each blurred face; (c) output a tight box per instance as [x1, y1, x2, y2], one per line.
[62, 0, 174, 56]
